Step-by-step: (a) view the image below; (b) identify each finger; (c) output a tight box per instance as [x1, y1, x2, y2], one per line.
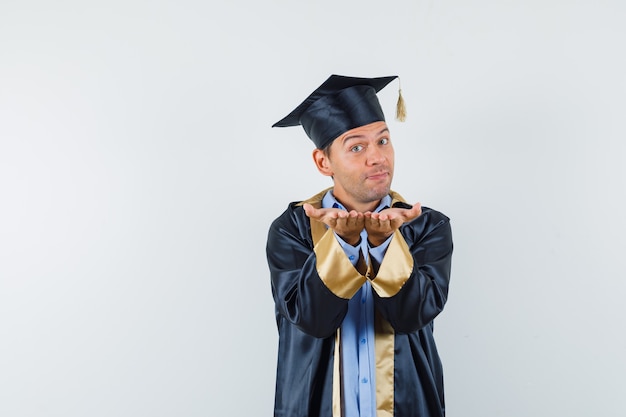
[366, 216, 380, 230]
[390, 218, 405, 229]
[351, 213, 365, 227]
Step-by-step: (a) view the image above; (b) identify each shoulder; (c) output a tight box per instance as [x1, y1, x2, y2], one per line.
[399, 205, 452, 245]
[270, 201, 305, 230]
[270, 188, 330, 226]
[268, 188, 330, 234]
[267, 200, 314, 250]
[420, 206, 451, 225]
[389, 189, 450, 227]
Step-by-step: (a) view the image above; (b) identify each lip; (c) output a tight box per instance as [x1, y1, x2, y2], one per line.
[366, 171, 389, 181]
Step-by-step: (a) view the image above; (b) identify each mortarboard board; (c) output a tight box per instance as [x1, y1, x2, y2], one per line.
[272, 74, 404, 149]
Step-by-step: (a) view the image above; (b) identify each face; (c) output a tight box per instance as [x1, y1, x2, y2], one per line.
[313, 121, 395, 212]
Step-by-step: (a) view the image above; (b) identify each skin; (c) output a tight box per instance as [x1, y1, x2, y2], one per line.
[303, 121, 422, 247]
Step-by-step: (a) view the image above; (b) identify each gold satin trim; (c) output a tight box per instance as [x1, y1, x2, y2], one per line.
[307, 188, 365, 299]
[333, 329, 342, 417]
[303, 189, 346, 416]
[388, 190, 406, 205]
[314, 229, 366, 299]
[369, 232, 413, 297]
[373, 190, 404, 414]
[375, 310, 395, 417]
[309, 215, 326, 249]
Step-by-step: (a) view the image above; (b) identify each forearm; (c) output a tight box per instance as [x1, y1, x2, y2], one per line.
[268, 220, 362, 337]
[370, 214, 453, 333]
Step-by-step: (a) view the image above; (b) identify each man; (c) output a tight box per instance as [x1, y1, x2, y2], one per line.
[267, 75, 453, 417]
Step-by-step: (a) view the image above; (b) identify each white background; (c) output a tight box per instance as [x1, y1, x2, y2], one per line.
[1, 1, 625, 416]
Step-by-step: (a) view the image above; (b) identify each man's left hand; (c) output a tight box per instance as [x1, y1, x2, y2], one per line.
[364, 203, 422, 246]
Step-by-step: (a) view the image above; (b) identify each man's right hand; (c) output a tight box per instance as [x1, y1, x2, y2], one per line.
[303, 203, 364, 246]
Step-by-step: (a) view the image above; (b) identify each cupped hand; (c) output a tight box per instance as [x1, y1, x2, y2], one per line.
[364, 202, 422, 246]
[303, 203, 365, 246]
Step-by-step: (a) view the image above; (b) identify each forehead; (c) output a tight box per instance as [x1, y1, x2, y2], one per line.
[335, 121, 389, 143]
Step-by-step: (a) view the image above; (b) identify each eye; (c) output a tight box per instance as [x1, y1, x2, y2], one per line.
[379, 138, 389, 145]
[350, 144, 364, 153]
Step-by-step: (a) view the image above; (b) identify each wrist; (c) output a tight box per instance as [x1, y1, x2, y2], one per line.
[368, 233, 392, 247]
[337, 233, 361, 246]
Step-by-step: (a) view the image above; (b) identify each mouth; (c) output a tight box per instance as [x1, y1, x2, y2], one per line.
[366, 171, 389, 181]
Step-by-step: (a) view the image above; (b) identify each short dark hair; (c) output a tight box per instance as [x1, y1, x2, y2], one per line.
[321, 141, 332, 157]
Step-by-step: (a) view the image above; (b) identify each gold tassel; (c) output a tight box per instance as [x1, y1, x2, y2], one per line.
[396, 85, 406, 122]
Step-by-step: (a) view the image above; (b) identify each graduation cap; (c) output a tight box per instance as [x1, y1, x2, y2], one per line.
[272, 74, 406, 149]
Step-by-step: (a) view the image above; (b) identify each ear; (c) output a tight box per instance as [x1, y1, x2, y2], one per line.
[312, 149, 333, 177]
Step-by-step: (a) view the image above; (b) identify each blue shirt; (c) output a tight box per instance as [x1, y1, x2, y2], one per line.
[321, 190, 393, 417]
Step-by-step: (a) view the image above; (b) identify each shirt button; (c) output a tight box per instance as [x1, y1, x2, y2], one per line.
[361, 378, 368, 384]
[360, 338, 366, 345]
[348, 255, 355, 261]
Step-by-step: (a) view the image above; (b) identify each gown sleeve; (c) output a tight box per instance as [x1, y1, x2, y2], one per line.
[370, 208, 453, 333]
[266, 203, 365, 338]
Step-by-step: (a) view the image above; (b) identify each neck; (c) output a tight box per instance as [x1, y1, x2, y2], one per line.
[333, 195, 381, 213]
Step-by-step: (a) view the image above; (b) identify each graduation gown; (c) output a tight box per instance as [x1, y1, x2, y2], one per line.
[266, 189, 453, 417]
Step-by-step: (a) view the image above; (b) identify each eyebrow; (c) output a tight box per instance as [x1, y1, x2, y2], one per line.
[343, 127, 390, 143]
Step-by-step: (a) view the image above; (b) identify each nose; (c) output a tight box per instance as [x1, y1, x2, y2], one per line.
[366, 146, 385, 165]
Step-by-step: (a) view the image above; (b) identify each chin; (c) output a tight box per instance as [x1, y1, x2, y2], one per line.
[367, 187, 391, 202]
